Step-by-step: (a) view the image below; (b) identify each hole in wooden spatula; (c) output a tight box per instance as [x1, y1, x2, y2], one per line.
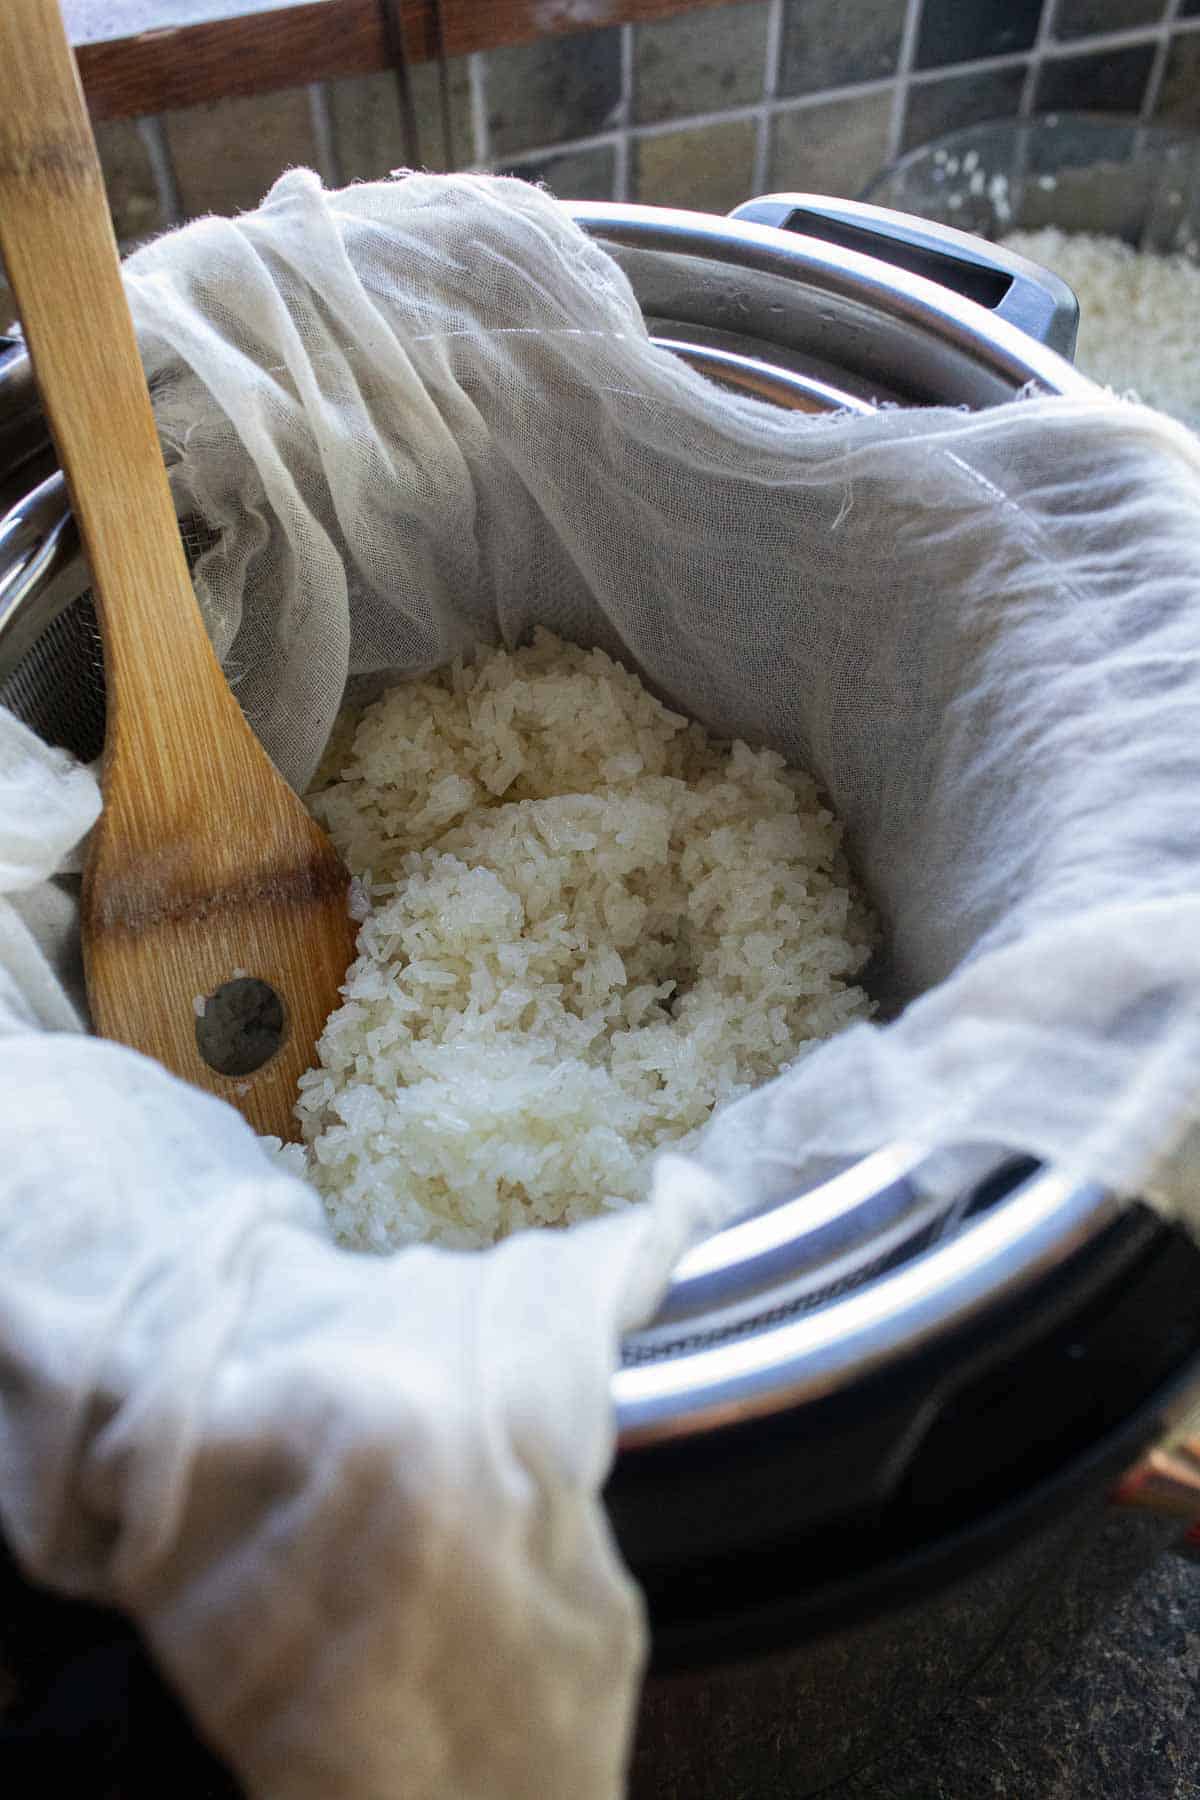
[196, 977, 286, 1077]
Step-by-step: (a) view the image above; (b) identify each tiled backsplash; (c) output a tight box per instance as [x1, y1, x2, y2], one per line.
[1, 0, 1199, 322]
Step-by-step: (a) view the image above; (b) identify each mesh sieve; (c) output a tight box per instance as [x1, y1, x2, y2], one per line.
[0, 365, 1043, 1368]
[0, 334, 844, 761]
[0, 556, 1038, 1329]
[0, 212, 1111, 1396]
[0, 511, 217, 759]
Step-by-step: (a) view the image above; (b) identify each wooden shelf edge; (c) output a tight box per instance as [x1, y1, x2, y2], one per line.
[78, 0, 733, 121]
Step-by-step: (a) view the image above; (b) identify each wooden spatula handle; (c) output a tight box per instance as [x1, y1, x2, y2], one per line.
[0, 0, 224, 770]
[0, 0, 358, 1140]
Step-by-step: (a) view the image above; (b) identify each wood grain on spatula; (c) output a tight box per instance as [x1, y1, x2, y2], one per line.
[0, 0, 357, 1139]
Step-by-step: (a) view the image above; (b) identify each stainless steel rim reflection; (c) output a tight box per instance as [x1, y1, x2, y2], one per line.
[573, 201, 1096, 408]
[616, 1163, 1120, 1446]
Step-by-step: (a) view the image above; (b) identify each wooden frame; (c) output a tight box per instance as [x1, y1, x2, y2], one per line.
[78, 0, 733, 120]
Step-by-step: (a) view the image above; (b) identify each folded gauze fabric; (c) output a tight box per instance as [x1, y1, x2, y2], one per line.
[0, 709, 728, 1799]
[3, 170, 1200, 1797]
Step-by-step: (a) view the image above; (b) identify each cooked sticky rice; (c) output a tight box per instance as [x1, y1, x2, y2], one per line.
[1002, 227, 1200, 430]
[286, 630, 876, 1250]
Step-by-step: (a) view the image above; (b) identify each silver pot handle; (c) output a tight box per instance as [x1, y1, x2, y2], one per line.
[729, 193, 1079, 361]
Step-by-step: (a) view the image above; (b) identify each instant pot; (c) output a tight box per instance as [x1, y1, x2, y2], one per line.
[2, 194, 1200, 1797]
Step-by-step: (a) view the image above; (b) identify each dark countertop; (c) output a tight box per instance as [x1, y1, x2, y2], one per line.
[632, 1503, 1200, 1800]
[833, 1547, 1200, 1800]
[4, 1527, 1199, 1795]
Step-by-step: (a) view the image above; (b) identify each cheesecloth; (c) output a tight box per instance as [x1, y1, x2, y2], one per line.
[3, 168, 1200, 1798]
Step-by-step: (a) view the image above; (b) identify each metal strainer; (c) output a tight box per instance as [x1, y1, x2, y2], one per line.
[0, 199, 1125, 1460]
[0, 468, 218, 759]
[0, 399, 1106, 1461]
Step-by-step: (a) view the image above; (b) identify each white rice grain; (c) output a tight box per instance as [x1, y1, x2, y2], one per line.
[291, 631, 876, 1251]
[1003, 227, 1200, 430]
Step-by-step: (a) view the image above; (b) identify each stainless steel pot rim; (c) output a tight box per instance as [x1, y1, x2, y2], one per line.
[574, 199, 1095, 406]
[616, 1153, 1120, 1447]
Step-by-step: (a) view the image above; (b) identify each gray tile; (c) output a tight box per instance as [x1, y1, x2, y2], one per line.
[770, 89, 894, 199]
[1155, 32, 1200, 127]
[165, 88, 319, 218]
[331, 59, 473, 181]
[95, 117, 165, 244]
[408, 57, 473, 169]
[635, 2, 769, 126]
[500, 144, 616, 203]
[1035, 40, 1156, 111]
[634, 116, 758, 216]
[486, 29, 622, 159]
[779, 0, 903, 99]
[902, 64, 1028, 152]
[1053, 0, 1164, 36]
[917, 0, 1044, 69]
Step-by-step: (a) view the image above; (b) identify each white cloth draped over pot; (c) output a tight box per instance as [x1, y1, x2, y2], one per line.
[2, 168, 1200, 1798]
[0, 708, 723, 1799]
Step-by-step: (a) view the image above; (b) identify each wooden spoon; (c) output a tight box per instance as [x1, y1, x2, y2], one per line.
[0, 0, 357, 1139]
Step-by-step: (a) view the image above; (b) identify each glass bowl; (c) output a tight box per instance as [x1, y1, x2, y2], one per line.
[862, 113, 1200, 260]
